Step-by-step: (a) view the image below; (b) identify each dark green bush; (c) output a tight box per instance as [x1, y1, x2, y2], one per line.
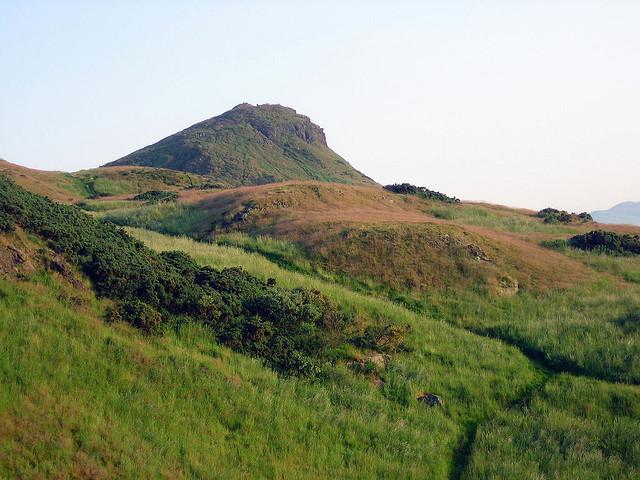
[111, 300, 164, 334]
[133, 190, 178, 204]
[383, 183, 459, 203]
[537, 208, 592, 224]
[568, 230, 640, 255]
[0, 211, 14, 232]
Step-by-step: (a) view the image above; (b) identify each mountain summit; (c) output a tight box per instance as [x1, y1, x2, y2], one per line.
[104, 103, 376, 186]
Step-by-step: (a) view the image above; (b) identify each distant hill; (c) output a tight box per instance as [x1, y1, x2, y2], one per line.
[103, 103, 376, 187]
[592, 202, 640, 226]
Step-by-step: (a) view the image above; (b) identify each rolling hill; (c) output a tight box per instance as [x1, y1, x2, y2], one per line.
[592, 201, 640, 226]
[103, 103, 376, 186]
[2, 135, 640, 478]
[2, 174, 640, 478]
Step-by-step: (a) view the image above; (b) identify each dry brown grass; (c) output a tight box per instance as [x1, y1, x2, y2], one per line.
[0, 159, 82, 202]
[183, 182, 591, 292]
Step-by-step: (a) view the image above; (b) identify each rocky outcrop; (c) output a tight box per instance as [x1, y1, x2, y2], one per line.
[417, 392, 444, 407]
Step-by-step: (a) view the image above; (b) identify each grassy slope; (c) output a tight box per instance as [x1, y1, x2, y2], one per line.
[464, 375, 640, 480]
[3, 172, 640, 477]
[104, 104, 376, 187]
[97, 183, 640, 382]
[101, 182, 592, 294]
[130, 228, 640, 479]
[1, 228, 539, 479]
[2, 274, 456, 478]
[0, 159, 213, 203]
[2, 227, 638, 478]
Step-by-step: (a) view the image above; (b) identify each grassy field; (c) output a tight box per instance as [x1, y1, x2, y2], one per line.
[129, 228, 640, 477]
[1, 273, 461, 478]
[464, 374, 640, 479]
[1, 226, 638, 478]
[210, 231, 640, 384]
[424, 203, 582, 234]
[3, 170, 640, 477]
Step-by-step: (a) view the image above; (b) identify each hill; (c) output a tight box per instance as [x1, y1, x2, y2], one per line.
[592, 201, 640, 226]
[0, 159, 213, 203]
[103, 103, 376, 186]
[102, 181, 591, 295]
[2, 176, 640, 478]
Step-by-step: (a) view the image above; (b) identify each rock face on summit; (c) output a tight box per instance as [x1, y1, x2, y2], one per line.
[104, 103, 376, 187]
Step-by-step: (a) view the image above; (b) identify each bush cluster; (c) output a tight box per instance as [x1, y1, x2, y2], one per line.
[568, 230, 640, 255]
[537, 208, 592, 224]
[383, 183, 459, 203]
[133, 190, 179, 204]
[0, 175, 354, 375]
[354, 323, 410, 353]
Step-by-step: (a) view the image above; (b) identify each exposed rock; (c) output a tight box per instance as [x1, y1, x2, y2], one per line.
[466, 244, 492, 263]
[366, 353, 390, 369]
[347, 353, 391, 372]
[49, 255, 84, 289]
[496, 274, 519, 297]
[0, 245, 34, 277]
[417, 392, 444, 407]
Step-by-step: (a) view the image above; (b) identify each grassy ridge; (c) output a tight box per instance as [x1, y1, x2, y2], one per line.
[129, 229, 640, 478]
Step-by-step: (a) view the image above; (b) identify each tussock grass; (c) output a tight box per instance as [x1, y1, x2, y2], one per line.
[427, 204, 580, 234]
[464, 374, 640, 479]
[102, 203, 212, 236]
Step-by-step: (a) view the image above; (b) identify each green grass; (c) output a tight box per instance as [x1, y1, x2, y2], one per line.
[0, 274, 458, 478]
[561, 246, 640, 284]
[427, 204, 581, 234]
[101, 203, 212, 236]
[464, 374, 640, 479]
[216, 231, 640, 384]
[3, 228, 639, 478]
[75, 199, 139, 212]
[129, 228, 540, 424]
[425, 278, 640, 384]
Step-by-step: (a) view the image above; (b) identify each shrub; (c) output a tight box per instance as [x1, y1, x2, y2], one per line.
[0, 211, 14, 232]
[383, 183, 459, 203]
[354, 323, 410, 353]
[537, 208, 592, 224]
[568, 230, 640, 255]
[111, 300, 163, 334]
[133, 190, 178, 204]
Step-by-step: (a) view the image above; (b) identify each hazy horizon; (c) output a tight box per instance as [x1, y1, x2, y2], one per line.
[1, 1, 638, 212]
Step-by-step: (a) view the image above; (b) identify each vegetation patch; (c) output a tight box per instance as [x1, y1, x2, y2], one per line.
[384, 183, 460, 203]
[464, 375, 640, 479]
[537, 207, 592, 224]
[568, 230, 640, 255]
[132, 190, 178, 204]
[0, 175, 365, 376]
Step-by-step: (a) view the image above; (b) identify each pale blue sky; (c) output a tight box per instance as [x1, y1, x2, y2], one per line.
[1, 1, 638, 211]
